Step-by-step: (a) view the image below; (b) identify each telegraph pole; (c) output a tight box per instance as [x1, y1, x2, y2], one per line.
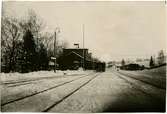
[53, 28, 60, 73]
[54, 31, 57, 72]
[82, 24, 85, 70]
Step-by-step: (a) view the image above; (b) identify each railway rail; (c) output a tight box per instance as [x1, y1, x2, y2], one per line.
[117, 71, 165, 89]
[3, 73, 91, 87]
[3, 73, 88, 84]
[113, 71, 165, 102]
[43, 73, 99, 112]
[1, 72, 98, 108]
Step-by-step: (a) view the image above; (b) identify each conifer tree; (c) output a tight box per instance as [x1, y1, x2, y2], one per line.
[149, 56, 154, 68]
[38, 43, 49, 70]
[22, 30, 37, 72]
[121, 59, 125, 66]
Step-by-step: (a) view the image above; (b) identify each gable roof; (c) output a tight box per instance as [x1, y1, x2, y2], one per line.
[65, 51, 92, 62]
[67, 51, 84, 58]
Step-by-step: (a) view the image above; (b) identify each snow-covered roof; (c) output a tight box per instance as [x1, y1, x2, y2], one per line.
[65, 51, 84, 59]
[65, 51, 92, 62]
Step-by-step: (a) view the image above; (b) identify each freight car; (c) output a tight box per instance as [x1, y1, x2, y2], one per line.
[95, 62, 106, 72]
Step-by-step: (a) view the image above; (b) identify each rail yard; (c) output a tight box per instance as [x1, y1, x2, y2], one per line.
[1, 66, 165, 112]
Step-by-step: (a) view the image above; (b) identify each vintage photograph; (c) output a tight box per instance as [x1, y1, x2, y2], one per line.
[1, 1, 166, 112]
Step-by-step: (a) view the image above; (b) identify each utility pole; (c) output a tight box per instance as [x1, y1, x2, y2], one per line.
[82, 24, 85, 70]
[53, 28, 60, 73]
[54, 31, 57, 73]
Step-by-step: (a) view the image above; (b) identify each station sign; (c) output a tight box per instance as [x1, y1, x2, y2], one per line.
[51, 57, 56, 60]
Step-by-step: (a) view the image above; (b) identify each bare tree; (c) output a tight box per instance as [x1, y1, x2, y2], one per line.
[1, 16, 22, 72]
[1, 9, 69, 72]
[40, 32, 54, 51]
[61, 40, 69, 49]
[40, 32, 69, 58]
[19, 9, 45, 50]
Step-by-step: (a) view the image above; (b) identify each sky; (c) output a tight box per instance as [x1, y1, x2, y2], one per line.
[2, 1, 166, 62]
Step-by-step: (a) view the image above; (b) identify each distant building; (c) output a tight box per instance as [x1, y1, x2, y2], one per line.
[107, 61, 114, 67]
[135, 58, 150, 68]
[136, 58, 142, 62]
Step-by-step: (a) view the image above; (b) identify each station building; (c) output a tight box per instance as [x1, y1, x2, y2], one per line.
[57, 48, 94, 70]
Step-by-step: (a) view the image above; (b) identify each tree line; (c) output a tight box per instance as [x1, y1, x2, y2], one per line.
[1, 10, 68, 73]
[120, 50, 166, 69]
[149, 50, 166, 68]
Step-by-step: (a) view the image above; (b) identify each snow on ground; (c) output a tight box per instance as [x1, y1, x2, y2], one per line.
[1, 68, 165, 112]
[118, 66, 166, 89]
[49, 71, 164, 112]
[1, 75, 95, 112]
[140, 65, 166, 76]
[1, 75, 85, 107]
[0, 68, 92, 82]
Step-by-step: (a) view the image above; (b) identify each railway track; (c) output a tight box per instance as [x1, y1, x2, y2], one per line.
[3, 73, 91, 87]
[7, 82, 34, 87]
[112, 71, 165, 102]
[1, 72, 97, 108]
[43, 73, 99, 112]
[117, 71, 165, 90]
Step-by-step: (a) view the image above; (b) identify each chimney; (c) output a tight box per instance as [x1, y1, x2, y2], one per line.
[74, 43, 79, 48]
